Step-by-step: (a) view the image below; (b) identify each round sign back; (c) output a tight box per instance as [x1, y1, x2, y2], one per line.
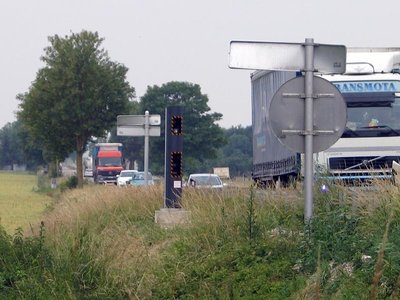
[269, 76, 347, 153]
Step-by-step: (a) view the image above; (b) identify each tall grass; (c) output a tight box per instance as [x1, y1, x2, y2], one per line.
[37, 185, 166, 298]
[2, 179, 400, 298]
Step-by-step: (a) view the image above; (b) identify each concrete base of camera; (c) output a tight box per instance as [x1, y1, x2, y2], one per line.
[154, 208, 191, 228]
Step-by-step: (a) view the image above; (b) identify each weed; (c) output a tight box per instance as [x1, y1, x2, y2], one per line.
[370, 210, 393, 299]
[245, 185, 259, 242]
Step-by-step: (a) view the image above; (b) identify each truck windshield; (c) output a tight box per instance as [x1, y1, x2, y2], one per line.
[342, 91, 400, 138]
[98, 157, 122, 166]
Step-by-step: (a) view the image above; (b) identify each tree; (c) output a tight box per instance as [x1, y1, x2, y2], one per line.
[0, 122, 23, 169]
[0, 121, 46, 171]
[16, 122, 47, 171]
[18, 31, 134, 186]
[204, 125, 253, 177]
[0, 121, 45, 171]
[139, 81, 225, 174]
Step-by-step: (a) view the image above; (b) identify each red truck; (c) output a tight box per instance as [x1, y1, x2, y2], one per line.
[92, 143, 123, 184]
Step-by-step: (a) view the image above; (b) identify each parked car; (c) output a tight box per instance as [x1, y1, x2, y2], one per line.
[186, 173, 224, 189]
[129, 171, 154, 186]
[117, 170, 138, 186]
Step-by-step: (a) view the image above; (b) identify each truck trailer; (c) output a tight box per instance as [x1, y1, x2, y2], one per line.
[92, 143, 123, 184]
[251, 70, 299, 186]
[251, 48, 400, 186]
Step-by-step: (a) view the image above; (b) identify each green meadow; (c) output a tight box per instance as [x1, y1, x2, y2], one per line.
[0, 172, 51, 233]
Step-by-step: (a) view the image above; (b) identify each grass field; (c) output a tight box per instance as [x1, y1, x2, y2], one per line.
[0, 171, 52, 233]
[2, 176, 400, 298]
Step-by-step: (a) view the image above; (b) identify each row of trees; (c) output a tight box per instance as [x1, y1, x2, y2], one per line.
[6, 30, 252, 186]
[0, 120, 252, 177]
[0, 121, 45, 170]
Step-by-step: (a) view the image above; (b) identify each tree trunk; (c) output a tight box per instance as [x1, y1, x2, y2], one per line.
[76, 136, 85, 188]
[49, 160, 58, 178]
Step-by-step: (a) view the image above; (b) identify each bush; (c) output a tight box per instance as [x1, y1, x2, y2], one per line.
[65, 175, 78, 189]
[0, 223, 55, 298]
[59, 176, 78, 192]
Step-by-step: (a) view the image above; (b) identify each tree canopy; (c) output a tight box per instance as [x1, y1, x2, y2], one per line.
[129, 81, 225, 174]
[18, 30, 134, 186]
[0, 121, 45, 171]
[208, 125, 252, 177]
[0, 122, 23, 169]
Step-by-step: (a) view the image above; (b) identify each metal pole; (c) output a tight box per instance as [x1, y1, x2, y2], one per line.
[304, 38, 314, 221]
[144, 110, 149, 185]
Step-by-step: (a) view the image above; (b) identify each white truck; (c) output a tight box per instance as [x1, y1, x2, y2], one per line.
[251, 48, 400, 185]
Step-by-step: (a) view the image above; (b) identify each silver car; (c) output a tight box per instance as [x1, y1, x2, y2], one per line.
[187, 173, 223, 189]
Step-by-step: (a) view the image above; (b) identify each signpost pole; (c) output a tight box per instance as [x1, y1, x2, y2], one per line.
[304, 38, 314, 221]
[144, 111, 149, 185]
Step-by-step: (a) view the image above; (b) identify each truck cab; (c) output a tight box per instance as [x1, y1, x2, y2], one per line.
[317, 49, 400, 181]
[92, 143, 123, 184]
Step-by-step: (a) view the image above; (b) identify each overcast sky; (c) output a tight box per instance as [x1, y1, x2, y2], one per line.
[1, 0, 399, 129]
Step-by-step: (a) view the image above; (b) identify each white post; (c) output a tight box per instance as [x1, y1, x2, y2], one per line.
[144, 110, 149, 185]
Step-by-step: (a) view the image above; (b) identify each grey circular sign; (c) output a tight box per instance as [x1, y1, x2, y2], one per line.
[269, 76, 347, 153]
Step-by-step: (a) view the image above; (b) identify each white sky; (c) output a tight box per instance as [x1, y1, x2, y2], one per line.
[1, 0, 399, 129]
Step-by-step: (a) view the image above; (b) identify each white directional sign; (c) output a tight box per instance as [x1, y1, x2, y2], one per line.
[229, 41, 346, 74]
[117, 125, 161, 137]
[117, 114, 161, 126]
[116, 111, 161, 186]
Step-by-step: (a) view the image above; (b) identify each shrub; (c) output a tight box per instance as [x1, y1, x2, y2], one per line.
[0, 223, 55, 298]
[59, 176, 78, 192]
